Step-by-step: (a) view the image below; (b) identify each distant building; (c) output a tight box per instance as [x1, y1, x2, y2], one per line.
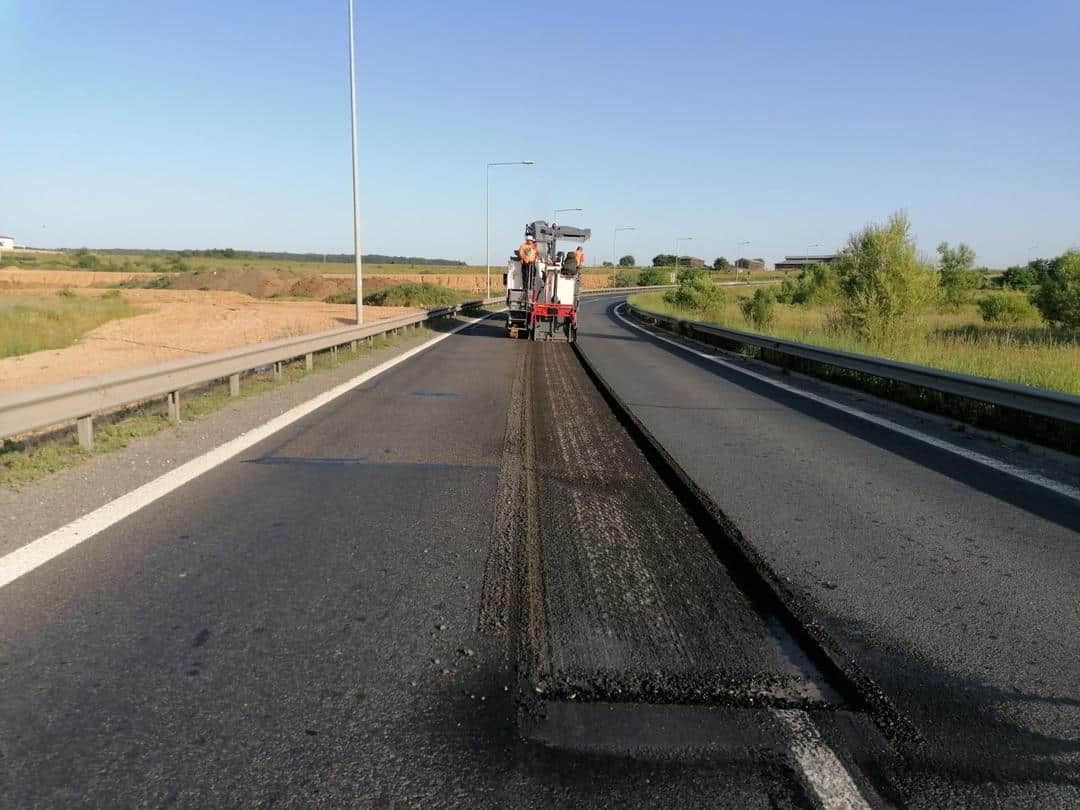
[0, 236, 14, 251]
[735, 258, 766, 271]
[677, 256, 705, 267]
[774, 254, 839, 271]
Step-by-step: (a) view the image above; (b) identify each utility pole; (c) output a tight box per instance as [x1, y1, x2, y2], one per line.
[674, 237, 693, 280]
[346, 0, 363, 324]
[485, 161, 534, 299]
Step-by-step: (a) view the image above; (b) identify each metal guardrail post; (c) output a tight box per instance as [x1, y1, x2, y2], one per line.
[167, 391, 181, 422]
[229, 374, 241, 398]
[76, 416, 93, 450]
[273, 362, 283, 380]
[305, 353, 314, 371]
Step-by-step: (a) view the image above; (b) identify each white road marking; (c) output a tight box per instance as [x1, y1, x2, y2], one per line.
[612, 305, 1080, 503]
[774, 710, 872, 810]
[0, 313, 494, 591]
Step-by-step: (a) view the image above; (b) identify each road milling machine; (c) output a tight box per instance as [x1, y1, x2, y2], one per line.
[504, 220, 591, 342]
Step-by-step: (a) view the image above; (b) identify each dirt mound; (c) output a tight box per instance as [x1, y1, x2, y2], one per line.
[167, 268, 292, 297]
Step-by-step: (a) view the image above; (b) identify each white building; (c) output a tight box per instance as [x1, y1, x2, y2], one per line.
[0, 236, 14, 251]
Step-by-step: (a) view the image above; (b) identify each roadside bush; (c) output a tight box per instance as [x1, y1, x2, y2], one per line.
[1030, 251, 1080, 328]
[614, 269, 640, 287]
[638, 267, 668, 286]
[776, 263, 839, 305]
[1002, 265, 1039, 290]
[73, 248, 100, 269]
[663, 267, 724, 312]
[739, 288, 776, 330]
[977, 294, 1034, 325]
[833, 212, 937, 340]
[937, 241, 981, 310]
[713, 257, 731, 271]
[56, 287, 76, 298]
[359, 282, 460, 308]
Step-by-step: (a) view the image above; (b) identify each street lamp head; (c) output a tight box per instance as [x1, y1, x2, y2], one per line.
[522, 160, 535, 165]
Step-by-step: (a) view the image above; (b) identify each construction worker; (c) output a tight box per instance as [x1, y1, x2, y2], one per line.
[573, 245, 585, 268]
[519, 235, 540, 271]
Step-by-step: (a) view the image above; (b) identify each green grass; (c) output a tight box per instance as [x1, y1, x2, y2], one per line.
[0, 328, 422, 488]
[0, 292, 143, 358]
[630, 290, 1080, 395]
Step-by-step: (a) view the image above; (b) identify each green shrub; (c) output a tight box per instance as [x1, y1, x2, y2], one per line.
[834, 212, 937, 340]
[56, 287, 76, 298]
[1030, 251, 1080, 328]
[776, 263, 839, 305]
[1002, 265, 1038, 290]
[638, 267, 668, 286]
[73, 248, 100, 269]
[350, 282, 461, 308]
[977, 294, 1034, 325]
[614, 269, 640, 287]
[663, 267, 724, 312]
[740, 288, 776, 330]
[101, 289, 122, 299]
[937, 241, 981, 310]
[618, 255, 635, 267]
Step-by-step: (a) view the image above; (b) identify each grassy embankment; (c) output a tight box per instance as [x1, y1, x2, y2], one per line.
[0, 291, 142, 358]
[0, 324, 441, 487]
[630, 289, 1080, 395]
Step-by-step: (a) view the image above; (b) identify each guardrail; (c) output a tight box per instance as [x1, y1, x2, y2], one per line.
[0, 298, 501, 448]
[626, 300, 1080, 450]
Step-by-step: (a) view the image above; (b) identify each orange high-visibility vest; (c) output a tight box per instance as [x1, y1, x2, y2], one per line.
[574, 247, 585, 266]
[519, 242, 538, 263]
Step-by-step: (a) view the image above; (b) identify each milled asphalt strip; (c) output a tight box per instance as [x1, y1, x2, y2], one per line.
[614, 305, 1080, 503]
[774, 710, 872, 810]
[0, 313, 493, 591]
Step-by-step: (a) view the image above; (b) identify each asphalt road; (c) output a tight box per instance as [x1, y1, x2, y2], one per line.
[575, 295, 1080, 809]
[3, 301, 1077, 808]
[1, 317, 831, 808]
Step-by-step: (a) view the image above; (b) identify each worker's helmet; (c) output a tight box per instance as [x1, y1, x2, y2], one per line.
[526, 235, 535, 242]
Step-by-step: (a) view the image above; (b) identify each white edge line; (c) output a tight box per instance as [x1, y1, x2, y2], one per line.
[0, 312, 494, 591]
[612, 304, 1080, 503]
[774, 709, 872, 810]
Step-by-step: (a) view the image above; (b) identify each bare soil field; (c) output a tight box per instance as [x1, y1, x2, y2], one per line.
[0, 288, 418, 395]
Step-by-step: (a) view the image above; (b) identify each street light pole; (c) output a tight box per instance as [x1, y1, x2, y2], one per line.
[485, 160, 534, 300]
[553, 207, 583, 261]
[346, 0, 363, 324]
[674, 237, 693, 278]
[613, 226, 635, 287]
[734, 240, 750, 281]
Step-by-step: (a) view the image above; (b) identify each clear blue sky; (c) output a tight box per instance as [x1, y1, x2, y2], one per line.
[2, 0, 1078, 267]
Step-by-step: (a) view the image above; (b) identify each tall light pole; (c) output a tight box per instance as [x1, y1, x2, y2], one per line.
[805, 243, 820, 272]
[485, 160, 534, 300]
[554, 207, 583, 228]
[734, 240, 750, 280]
[674, 237, 693, 277]
[346, 0, 363, 324]
[613, 226, 635, 287]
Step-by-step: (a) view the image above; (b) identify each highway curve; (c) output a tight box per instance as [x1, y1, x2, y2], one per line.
[1, 303, 1077, 808]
